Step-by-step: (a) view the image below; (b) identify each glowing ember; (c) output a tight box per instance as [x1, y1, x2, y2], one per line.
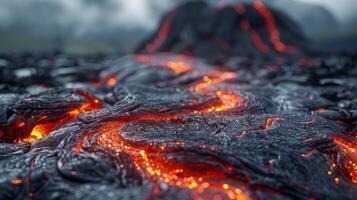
[216, 91, 243, 110]
[16, 98, 101, 143]
[103, 75, 118, 86]
[333, 136, 357, 184]
[190, 71, 237, 92]
[11, 178, 22, 186]
[264, 117, 281, 130]
[164, 60, 193, 74]
[95, 112, 250, 200]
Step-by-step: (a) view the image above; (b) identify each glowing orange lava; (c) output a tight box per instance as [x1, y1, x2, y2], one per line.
[190, 71, 237, 93]
[164, 60, 193, 74]
[333, 136, 357, 184]
[240, 20, 270, 53]
[253, 0, 296, 53]
[134, 54, 194, 74]
[102, 74, 118, 86]
[89, 63, 246, 198]
[16, 97, 101, 143]
[146, 9, 176, 53]
[94, 112, 249, 200]
[17, 117, 72, 143]
[264, 117, 281, 130]
[11, 178, 23, 186]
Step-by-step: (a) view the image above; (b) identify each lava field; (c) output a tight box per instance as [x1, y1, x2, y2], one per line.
[1, 1, 357, 200]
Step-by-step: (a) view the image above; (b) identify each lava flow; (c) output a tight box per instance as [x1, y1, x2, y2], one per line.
[15, 94, 101, 143]
[95, 120, 249, 200]
[333, 136, 357, 184]
[90, 89, 247, 199]
[80, 58, 246, 199]
[252, 0, 296, 53]
[1, 0, 357, 199]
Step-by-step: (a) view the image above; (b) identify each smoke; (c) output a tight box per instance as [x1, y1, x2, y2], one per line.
[0, 0, 175, 38]
[296, 0, 357, 25]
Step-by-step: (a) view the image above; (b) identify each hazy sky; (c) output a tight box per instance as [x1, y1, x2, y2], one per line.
[0, 0, 356, 53]
[0, 0, 356, 36]
[297, 0, 357, 24]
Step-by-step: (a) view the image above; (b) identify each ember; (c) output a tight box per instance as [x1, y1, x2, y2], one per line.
[0, 1, 357, 200]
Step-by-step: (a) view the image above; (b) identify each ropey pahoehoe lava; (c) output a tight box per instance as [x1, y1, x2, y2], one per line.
[1, 1, 357, 200]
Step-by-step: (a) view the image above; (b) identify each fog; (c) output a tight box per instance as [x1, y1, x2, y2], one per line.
[0, 0, 356, 54]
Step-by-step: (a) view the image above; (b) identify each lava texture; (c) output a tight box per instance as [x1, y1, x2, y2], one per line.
[1, 1, 357, 200]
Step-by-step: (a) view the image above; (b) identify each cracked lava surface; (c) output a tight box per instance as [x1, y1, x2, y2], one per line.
[1, 1, 357, 200]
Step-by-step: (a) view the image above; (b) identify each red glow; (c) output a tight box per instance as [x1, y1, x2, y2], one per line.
[264, 117, 281, 130]
[240, 20, 270, 53]
[251, 31, 270, 53]
[165, 60, 193, 74]
[11, 178, 22, 186]
[316, 107, 326, 113]
[103, 75, 118, 86]
[94, 111, 250, 199]
[301, 150, 317, 158]
[134, 54, 193, 74]
[190, 71, 237, 93]
[146, 9, 176, 53]
[253, 0, 296, 53]
[301, 118, 316, 125]
[234, 4, 246, 15]
[134, 54, 154, 63]
[76, 55, 248, 198]
[16, 95, 101, 143]
[333, 136, 357, 184]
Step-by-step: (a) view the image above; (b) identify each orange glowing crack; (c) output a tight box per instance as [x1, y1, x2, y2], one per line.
[264, 117, 281, 130]
[134, 55, 194, 74]
[133, 54, 242, 113]
[165, 60, 193, 74]
[333, 136, 357, 184]
[253, 0, 296, 53]
[188, 70, 243, 113]
[146, 9, 176, 53]
[134, 55, 154, 63]
[16, 98, 101, 143]
[190, 71, 237, 93]
[76, 54, 245, 198]
[102, 74, 118, 86]
[11, 178, 23, 186]
[17, 117, 73, 143]
[72, 68, 248, 199]
[94, 113, 249, 200]
[240, 20, 270, 53]
[75, 79, 247, 199]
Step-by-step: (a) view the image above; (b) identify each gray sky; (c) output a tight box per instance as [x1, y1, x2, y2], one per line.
[297, 0, 357, 24]
[0, 0, 356, 53]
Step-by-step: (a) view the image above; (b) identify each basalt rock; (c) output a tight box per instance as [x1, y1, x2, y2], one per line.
[1, 1, 357, 200]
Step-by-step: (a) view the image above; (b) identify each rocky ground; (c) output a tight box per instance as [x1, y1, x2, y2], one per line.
[0, 1, 356, 199]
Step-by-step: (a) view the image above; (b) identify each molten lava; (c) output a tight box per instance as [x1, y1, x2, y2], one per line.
[16, 96, 101, 143]
[82, 56, 247, 199]
[165, 60, 193, 74]
[333, 136, 357, 184]
[94, 111, 249, 200]
[146, 9, 176, 53]
[252, 0, 296, 53]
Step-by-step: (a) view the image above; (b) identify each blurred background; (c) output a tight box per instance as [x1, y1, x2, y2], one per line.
[0, 0, 356, 54]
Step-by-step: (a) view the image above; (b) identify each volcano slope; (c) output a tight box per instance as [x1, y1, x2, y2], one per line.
[1, 1, 357, 200]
